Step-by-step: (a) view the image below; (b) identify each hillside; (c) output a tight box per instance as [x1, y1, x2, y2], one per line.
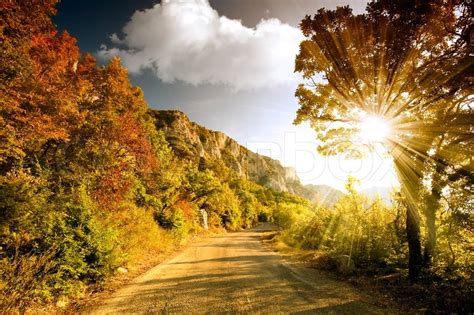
[361, 187, 393, 205]
[150, 110, 342, 206]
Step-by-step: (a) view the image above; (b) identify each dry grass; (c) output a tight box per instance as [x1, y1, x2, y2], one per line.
[0, 248, 58, 313]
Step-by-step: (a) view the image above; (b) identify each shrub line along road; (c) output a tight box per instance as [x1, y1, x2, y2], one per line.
[88, 224, 391, 314]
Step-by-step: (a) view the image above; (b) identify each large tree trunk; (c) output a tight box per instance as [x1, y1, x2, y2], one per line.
[393, 153, 423, 281]
[406, 201, 423, 280]
[423, 158, 446, 268]
[423, 183, 441, 267]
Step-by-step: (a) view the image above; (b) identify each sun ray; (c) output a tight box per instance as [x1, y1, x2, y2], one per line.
[358, 115, 391, 144]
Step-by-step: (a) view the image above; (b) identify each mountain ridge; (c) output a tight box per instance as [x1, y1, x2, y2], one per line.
[150, 109, 342, 206]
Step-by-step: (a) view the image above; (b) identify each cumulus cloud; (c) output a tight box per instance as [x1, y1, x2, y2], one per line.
[97, 0, 304, 90]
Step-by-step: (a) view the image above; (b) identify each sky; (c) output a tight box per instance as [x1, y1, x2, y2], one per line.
[54, 0, 398, 191]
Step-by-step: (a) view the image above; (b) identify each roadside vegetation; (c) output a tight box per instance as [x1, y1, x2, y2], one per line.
[0, 1, 300, 311]
[272, 177, 472, 313]
[1, 0, 472, 313]
[280, 0, 472, 313]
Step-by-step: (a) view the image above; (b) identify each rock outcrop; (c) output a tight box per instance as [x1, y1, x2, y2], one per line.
[150, 110, 342, 205]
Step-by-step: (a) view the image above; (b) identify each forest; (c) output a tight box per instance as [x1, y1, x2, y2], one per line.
[288, 0, 473, 311]
[0, 0, 472, 313]
[0, 1, 310, 309]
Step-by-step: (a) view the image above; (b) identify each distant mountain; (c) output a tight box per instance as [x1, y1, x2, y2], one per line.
[361, 186, 393, 205]
[284, 181, 343, 207]
[303, 184, 344, 207]
[150, 110, 343, 207]
[151, 110, 296, 191]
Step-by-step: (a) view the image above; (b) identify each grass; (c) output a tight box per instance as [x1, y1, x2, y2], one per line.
[263, 229, 473, 314]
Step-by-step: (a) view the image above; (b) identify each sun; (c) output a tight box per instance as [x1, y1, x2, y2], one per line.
[358, 115, 391, 143]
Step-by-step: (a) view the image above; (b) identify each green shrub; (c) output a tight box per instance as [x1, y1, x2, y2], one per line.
[277, 178, 401, 270]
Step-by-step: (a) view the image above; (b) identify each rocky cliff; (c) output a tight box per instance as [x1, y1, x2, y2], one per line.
[150, 110, 342, 205]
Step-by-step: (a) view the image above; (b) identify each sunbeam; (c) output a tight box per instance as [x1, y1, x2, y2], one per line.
[358, 115, 391, 143]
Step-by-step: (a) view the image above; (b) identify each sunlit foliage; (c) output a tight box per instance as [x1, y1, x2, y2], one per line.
[294, 0, 473, 280]
[277, 176, 473, 311]
[280, 178, 400, 266]
[0, 0, 303, 309]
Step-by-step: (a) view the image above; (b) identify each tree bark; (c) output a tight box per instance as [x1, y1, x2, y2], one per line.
[423, 157, 447, 268]
[406, 201, 423, 281]
[393, 152, 423, 281]
[423, 184, 441, 267]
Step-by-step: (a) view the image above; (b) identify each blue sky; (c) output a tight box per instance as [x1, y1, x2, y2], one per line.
[54, 0, 398, 190]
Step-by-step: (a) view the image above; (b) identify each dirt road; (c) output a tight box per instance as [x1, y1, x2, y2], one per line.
[89, 225, 390, 314]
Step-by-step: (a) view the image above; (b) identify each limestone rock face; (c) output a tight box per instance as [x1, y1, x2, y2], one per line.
[151, 110, 296, 192]
[150, 110, 342, 205]
[284, 167, 298, 181]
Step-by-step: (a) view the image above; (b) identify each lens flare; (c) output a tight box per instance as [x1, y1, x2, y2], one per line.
[358, 116, 391, 143]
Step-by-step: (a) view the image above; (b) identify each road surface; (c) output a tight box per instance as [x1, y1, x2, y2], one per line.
[89, 225, 390, 314]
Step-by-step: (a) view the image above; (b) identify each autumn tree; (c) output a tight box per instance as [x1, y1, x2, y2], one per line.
[294, 1, 472, 280]
[1, 0, 81, 169]
[1, 0, 178, 306]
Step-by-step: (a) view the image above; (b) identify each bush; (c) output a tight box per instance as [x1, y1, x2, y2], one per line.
[277, 178, 401, 270]
[0, 195, 119, 309]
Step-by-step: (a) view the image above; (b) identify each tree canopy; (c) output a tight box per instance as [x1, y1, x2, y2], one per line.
[294, 0, 473, 279]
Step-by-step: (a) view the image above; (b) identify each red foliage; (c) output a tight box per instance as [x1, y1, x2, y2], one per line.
[94, 162, 133, 211]
[1, 0, 162, 215]
[175, 200, 196, 220]
[115, 111, 159, 173]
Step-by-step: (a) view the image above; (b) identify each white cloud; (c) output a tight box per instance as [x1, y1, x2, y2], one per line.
[97, 0, 304, 90]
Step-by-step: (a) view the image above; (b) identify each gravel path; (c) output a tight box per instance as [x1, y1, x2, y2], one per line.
[88, 225, 390, 314]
